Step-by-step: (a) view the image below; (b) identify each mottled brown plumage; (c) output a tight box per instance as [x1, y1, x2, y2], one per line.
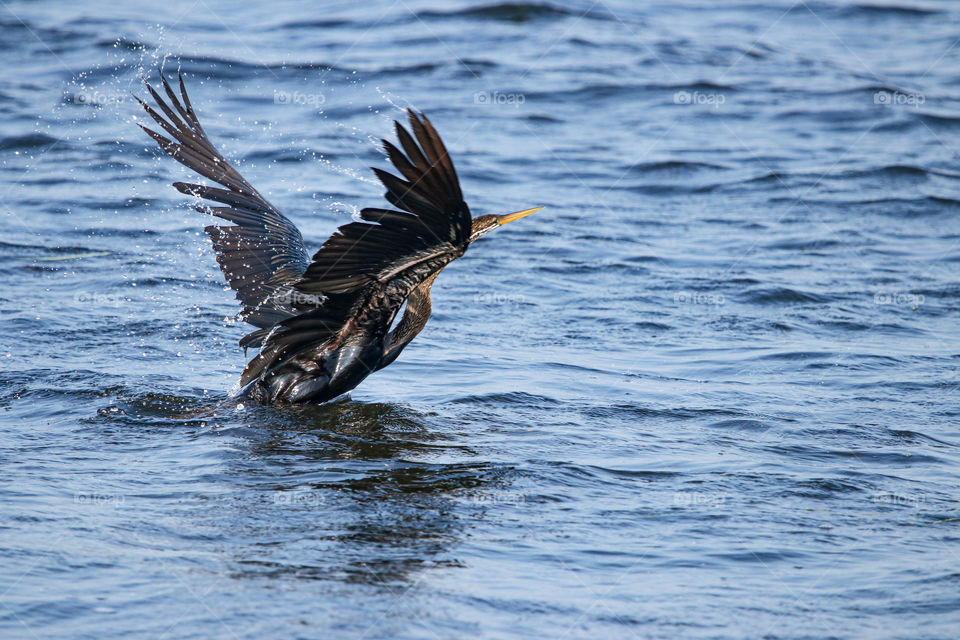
[138, 71, 540, 404]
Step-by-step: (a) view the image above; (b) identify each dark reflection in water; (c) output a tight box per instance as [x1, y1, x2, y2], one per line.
[144, 397, 509, 589]
[74, 386, 507, 590]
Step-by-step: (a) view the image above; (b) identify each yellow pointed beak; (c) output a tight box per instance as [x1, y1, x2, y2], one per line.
[497, 206, 543, 226]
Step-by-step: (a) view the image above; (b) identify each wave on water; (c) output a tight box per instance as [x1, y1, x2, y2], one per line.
[0, 133, 60, 150]
[418, 2, 610, 23]
[739, 287, 833, 304]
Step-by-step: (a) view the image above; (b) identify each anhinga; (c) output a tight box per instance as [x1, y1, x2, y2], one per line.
[136, 72, 541, 404]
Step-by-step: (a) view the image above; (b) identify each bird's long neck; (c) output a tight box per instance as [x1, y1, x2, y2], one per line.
[378, 273, 439, 370]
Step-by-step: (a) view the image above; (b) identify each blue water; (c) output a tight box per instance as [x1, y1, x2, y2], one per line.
[2, 1, 959, 638]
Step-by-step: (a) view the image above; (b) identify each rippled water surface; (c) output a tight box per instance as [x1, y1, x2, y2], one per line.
[2, 1, 959, 638]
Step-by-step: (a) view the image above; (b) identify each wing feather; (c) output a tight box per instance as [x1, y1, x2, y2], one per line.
[248, 109, 473, 382]
[142, 75, 471, 386]
[138, 72, 311, 338]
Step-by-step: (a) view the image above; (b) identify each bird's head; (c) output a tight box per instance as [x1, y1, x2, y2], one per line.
[468, 206, 544, 244]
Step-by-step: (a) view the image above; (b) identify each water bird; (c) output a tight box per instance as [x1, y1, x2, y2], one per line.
[136, 72, 542, 404]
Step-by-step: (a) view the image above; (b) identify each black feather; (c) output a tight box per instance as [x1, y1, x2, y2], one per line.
[139, 73, 311, 332]
[141, 77, 475, 397]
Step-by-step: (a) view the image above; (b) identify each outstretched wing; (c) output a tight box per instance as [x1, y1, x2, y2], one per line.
[296, 111, 472, 296]
[240, 110, 473, 386]
[137, 72, 310, 335]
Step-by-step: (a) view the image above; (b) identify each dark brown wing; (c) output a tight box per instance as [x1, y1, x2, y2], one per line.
[137, 72, 310, 336]
[239, 110, 473, 386]
[296, 111, 472, 296]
